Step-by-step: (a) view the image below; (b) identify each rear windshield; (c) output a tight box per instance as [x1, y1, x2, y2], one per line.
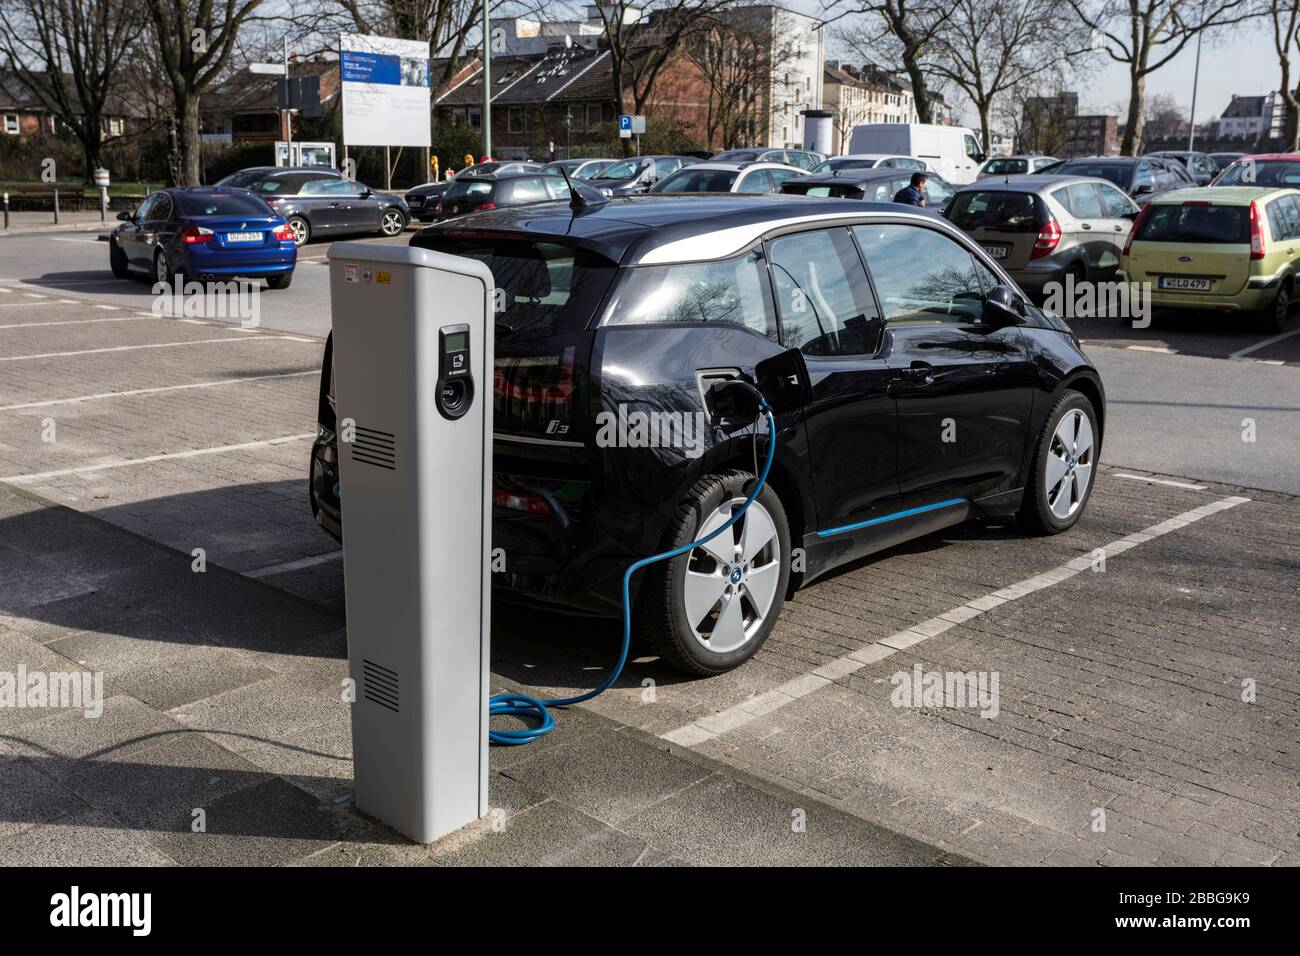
[782, 182, 863, 198]
[214, 170, 260, 188]
[652, 169, 738, 193]
[1055, 162, 1130, 188]
[811, 158, 876, 174]
[1215, 160, 1300, 186]
[178, 193, 274, 217]
[416, 237, 616, 341]
[984, 159, 1028, 175]
[1136, 203, 1249, 244]
[946, 190, 1043, 233]
[444, 180, 495, 201]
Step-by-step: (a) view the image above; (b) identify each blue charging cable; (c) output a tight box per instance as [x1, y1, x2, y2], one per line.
[489, 402, 777, 745]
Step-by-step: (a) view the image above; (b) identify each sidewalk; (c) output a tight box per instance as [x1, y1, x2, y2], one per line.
[1, 211, 113, 237]
[0, 482, 961, 866]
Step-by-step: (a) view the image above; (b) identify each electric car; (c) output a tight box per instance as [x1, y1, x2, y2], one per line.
[311, 195, 1104, 675]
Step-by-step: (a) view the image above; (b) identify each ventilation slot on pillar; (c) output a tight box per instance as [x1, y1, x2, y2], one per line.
[362, 659, 399, 712]
[351, 425, 397, 470]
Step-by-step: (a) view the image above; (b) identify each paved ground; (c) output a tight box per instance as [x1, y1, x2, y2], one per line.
[0, 236, 1296, 866]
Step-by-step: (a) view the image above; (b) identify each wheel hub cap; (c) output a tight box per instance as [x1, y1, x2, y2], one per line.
[683, 497, 781, 655]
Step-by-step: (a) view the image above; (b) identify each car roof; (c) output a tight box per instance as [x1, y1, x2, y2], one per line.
[792, 167, 915, 184]
[1239, 153, 1300, 161]
[957, 174, 1108, 192]
[414, 194, 950, 266]
[1149, 185, 1298, 205]
[1057, 156, 1134, 165]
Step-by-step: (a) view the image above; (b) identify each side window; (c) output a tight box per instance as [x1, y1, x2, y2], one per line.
[768, 228, 881, 356]
[545, 177, 572, 200]
[925, 177, 954, 208]
[134, 193, 159, 219]
[1267, 199, 1288, 241]
[150, 193, 173, 220]
[603, 249, 775, 338]
[1051, 187, 1073, 213]
[1098, 183, 1134, 218]
[1133, 163, 1154, 192]
[653, 157, 678, 179]
[1066, 183, 1104, 219]
[1278, 195, 1300, 239]
[963, 135, 980, 158]
[767, 167, 799, 187]
[852, 223, 986, 327]
[510, 177, 551, 203]
[735, 170, 770, 194]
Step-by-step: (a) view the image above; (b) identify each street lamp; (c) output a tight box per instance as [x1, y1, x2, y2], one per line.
[482, 0, 492, 159]
[1188, 31, 1202, 152]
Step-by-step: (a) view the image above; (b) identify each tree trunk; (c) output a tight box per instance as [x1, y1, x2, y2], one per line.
[1121, 70, 1144, 156]
[904, 54, 933, 124]
[977, 100, 992, 155]
[176, 93, 202, 186]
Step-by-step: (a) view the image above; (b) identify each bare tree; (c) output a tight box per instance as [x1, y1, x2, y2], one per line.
[1264, 0, 1300, 150]
[1066, 0, 1256, 155]
[0, 0, 146, 180]
[1143, 90, 1187, 141]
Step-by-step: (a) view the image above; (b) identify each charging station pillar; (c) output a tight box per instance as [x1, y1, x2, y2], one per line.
[328, 242, 493, 844]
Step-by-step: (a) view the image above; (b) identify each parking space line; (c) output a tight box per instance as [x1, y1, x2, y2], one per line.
[0, 370, 317, 411]
[0, 433, 315, 483]
[1229, 325, 1300, 359]
[660, 494, 1252, 749]
[1112, 473, 1207, 490]
[0, 315, 156, 329]
[0, 335, 307, 362]
[244, 550, 342, 579]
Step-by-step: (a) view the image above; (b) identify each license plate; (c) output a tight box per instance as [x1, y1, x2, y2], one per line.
[225, 231, 262, 243]
[982, 244, 1010, 259]
[1158, 276, 1212, 291]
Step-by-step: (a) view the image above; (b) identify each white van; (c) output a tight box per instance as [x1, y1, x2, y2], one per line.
[846, 123, 986, 185]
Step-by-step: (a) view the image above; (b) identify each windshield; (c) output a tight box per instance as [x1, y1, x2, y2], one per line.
[597, 159, 645, 179]
[178, 193, 275, 217]
[574, 161, 611, 179]
[984, 159, 1028, 175]
[811, 158, 876, 174]
[1136, 203, 1249, 244]
[1056, 162, 1130, 188]
[947, 190, 1042, 232]
[651, 168, 739, 193]
[214, 170, 261, 188]
[1215, 160, 1300, 186]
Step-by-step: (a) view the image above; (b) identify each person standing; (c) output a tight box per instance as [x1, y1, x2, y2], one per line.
[893, 172, 928, 207]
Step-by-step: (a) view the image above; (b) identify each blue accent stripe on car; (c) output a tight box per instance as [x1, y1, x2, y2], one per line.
[816, 498, 968, 538]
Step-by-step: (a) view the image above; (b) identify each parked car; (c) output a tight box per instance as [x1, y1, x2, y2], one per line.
[1120, 186, 1300, 332]
[1049, 156, 1185, 206]
[1149, 155, 1199, 188]
[1211, 153, 1300, 187]
[540, 158, 618, 180]
[946, 175, 1139, 299]
[311, 195, 1104, 674]
[109, 187, 296, 289]
[1146, 150, 1219, 186]
[977, 155, 1059, 178]
[213, 165, 341, 197]
[588, 155, 700, 195]
[779, 166, 957, 209]
[811, 154, 933, 174]
[405, 162, 542, 222]
[266, 179, 409, 245]
[1209, 151, 1246, 171]
[709, 148, 824, 171]
[847, 123, 986, 183]
[649, 161, 804, 194]
[432, 172, 601, 221]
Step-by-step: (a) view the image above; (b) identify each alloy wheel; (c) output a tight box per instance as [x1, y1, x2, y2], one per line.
[381, 210, 404, 236]
[289, 218, 309, 245]
[682, 497, 782, 654]
[1045, 408, 1094, 520]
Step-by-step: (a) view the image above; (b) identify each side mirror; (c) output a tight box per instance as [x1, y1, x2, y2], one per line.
[360, 188, 373, 198]
[973, 152, 987, 164]
[1134, 183, 1152, 195]
[984, 284, 1026, 326]
[116, 210, 133, 221]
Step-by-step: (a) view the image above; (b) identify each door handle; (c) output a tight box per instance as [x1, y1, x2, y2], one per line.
[1080, 223, 1092, 230]
[1114, 225, 1124, 232]
[902, 362, 934, 386]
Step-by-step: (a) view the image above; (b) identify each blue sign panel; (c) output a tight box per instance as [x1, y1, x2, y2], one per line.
[619, 115, 632, 131]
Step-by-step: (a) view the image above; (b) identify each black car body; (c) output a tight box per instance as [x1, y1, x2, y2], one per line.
[1049, 156, 1186, 206]
[311, 195, 1104, 672]
[434, 172, 601, 220]
[1145, 150, 1218, 186]
[269, 179, 409, 245]
[406, 161, 542, 221]
[588, 155, 700, 195]
[779, 167, 957, 210]
[214, 165, 340, 197]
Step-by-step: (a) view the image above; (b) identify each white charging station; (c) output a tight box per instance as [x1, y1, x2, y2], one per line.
[328, 242, 493, 844]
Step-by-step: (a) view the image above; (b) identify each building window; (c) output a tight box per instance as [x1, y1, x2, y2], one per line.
[587, 103, 602, 127]
[508, 107, 525, 134]
[468, 108, 482, 129]
[3, 113, 18, 135]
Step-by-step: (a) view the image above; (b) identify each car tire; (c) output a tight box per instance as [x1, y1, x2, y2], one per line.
[287, 216, 310, 246]
[151, 247, 179, 285]
[1256, 281, 1290, 334]
[636, 469, 790, 676]
[266, 271, 293, 290]
[109, 239, 131, 278]
[380, 209, 406, 237]
[1019, 389, 1099, 535]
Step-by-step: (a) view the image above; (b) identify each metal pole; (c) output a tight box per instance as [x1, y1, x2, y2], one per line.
[3, 192, 9, 230]
[285, 37, 293, 165]
[1188, 32, 1202, 152]
[53, 188, 59, 224]
[481, 0, 492, 159]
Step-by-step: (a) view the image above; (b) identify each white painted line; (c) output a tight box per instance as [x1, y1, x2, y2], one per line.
[1113, 472, 1207, 490]
[0, 433, 315, 483]
[0, 334, 306, 362]
[49, 237, 103, 244]
[21, 293, 46, 299]
[94, 304, 120, 311]
[659, 494, 1252, 748]
[0, 302, 52, 308]
[244, 550, 342, 579]
[1126, 344, 1177, 354]
[0, 370, 317, 411]
[0, 315, 156, 330]
[1229, 325, 1300, 359]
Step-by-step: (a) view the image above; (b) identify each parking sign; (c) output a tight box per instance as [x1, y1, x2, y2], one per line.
[619, 114, 632, 139]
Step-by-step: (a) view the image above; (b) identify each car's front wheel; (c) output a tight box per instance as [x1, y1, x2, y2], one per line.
[379, 209, 406, 237]
[637, 470, 790, 676]
[1019, 389, 1098, 534]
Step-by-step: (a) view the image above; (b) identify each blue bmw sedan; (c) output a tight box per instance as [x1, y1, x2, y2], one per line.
[109, 187, 297, 289]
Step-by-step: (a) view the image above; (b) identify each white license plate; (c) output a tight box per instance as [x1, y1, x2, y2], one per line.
[1158, 276, 1212, 291]
[225, 231, 262, 243]
[982, 244, 1010, 259]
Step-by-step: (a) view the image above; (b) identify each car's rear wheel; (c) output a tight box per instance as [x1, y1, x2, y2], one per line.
[151, 247, 179, 285]
[266, 271, 293, 290]
[287, 216, 310, 246]
[109, 239, 131, 278]
[1256, 280, 1290, 334]
[380, 209, 406, 237]
[1019, 390, 1098, 534]
[637, 470, 790, 676]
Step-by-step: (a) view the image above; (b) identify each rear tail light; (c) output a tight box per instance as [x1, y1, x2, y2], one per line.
[1249, 201, 1265, 260]
[181, 225, 214, 244]
[272, 222, 295, 241]
[1122, 203, 1151, 256]
[479, 201, 496, 211]
[494, 346, 577, 433]
[1030, 218, 1061, 259]
[492, 488, 552, 515]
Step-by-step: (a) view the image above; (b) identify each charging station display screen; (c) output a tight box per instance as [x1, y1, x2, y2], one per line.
[444, 332, 468, 353]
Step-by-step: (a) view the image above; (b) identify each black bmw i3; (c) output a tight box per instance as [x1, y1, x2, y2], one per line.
[310, 195, 1104, 675]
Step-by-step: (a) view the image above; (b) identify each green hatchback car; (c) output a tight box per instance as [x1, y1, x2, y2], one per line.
[1120, 186, 1300, 331]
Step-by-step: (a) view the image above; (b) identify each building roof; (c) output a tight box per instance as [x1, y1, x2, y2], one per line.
[1221, 95, 1266, 119]
[204, 60, 337, 116]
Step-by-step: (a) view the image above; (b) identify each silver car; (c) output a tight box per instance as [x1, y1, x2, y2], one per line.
[977, 155, 1059, 178]
[945, 174, 1140, 298]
